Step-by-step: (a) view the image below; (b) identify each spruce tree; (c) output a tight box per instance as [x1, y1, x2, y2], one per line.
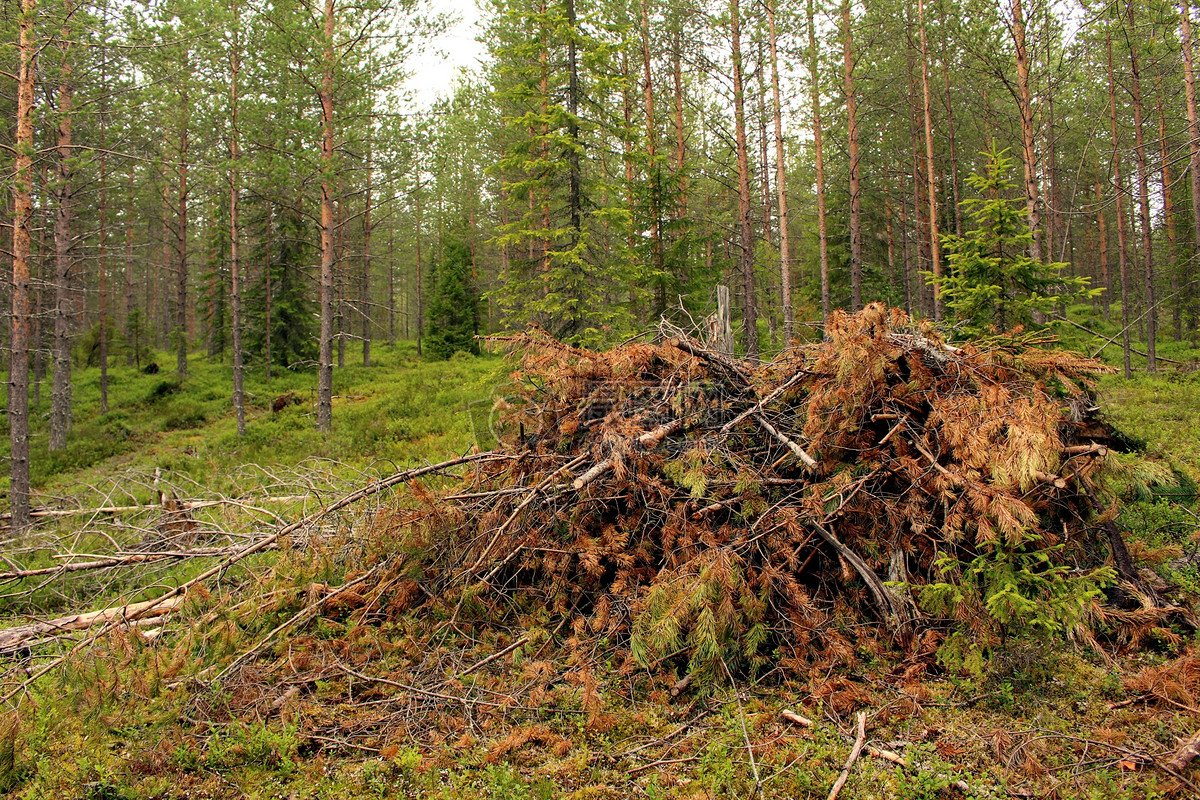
[928, 146, 1095, 335]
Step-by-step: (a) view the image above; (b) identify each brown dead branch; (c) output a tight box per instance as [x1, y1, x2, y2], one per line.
[0, 544, 274, 583]
[1168, 729, 1200, 774]
[827, 711, 866, 800]
[0, 451, 513, 709]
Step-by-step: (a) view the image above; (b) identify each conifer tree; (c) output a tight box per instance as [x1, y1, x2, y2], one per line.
[929, 146, 1094, 335]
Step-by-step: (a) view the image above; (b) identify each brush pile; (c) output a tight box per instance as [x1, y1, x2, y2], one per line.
[390, 304, 1181, 680]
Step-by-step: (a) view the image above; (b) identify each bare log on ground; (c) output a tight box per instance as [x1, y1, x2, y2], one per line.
[0, 595, 184, 654]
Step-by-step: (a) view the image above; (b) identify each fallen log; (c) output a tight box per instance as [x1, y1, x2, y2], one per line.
[0, 595, 185, 654]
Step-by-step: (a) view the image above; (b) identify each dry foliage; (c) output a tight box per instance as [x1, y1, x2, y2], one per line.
[372, 304, 1184, 683]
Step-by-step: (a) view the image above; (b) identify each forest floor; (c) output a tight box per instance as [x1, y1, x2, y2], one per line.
[2, 308, 1200, 799]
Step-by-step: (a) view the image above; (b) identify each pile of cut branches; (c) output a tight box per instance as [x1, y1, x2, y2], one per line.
[382, 304, 1190, 682]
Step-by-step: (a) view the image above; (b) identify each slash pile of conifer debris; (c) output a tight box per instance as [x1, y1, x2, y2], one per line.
[2, 304, 1193, 707]
[376, 302, 1190, 681]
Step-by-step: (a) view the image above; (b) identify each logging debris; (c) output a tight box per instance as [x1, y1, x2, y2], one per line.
[378, 304, 1190, 682]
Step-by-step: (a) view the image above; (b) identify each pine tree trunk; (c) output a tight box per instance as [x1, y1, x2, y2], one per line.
[756, 52, 776, 342]
[566, 0, 582, 242]
[1107, 33, 1133, 378]
[767, 0, 793, 343]
[640, 0, 666, 319]
[1126, 2, 1155, 372]
[943, 62, 962, 237]
[388, 210, 395, 348]
[317, 0, 335, 431]
[1094, 173, 1110, 319]
[176, 69, 190, 378]
[672, 26, 687, 216]
[1011, 0, 1042, 262]
[672, 25, 687, 216]
[99, 148, 108, 414]
[415, 186, 423, 357]
[1156, 77, 1180, 342]
[843, 0, 863, 311]
[230, 6, 245, 437]
[730, 0, 758, 357]
[807, 0, 830, 324]
[264, 207, 272, 380]
[1182, 0, 1200, 339]
[8, 0, 37, 531]
[918, 0, 941, 321]
[50, 24, 74, 452]
[362, 139, 372, 367]
[124, 171, 135, 367]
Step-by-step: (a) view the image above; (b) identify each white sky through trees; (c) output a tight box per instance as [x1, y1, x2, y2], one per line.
[403, 0, 486, 107]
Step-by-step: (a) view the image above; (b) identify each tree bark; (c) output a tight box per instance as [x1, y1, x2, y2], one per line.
[1126, 1, 1156, 372]
[8, 0, 37, 531]
[1107, 33, 1133, 378]
[230, 3, 245, 436]
[1011, 0, 1042, 262]
[843, 0, 863, 311]
[317, 0, 335, 431]
[767, 0, 793, 343]
[50, 20, 74, 451]
[808, 0, 830, 324]
[730, 0, 758, 357]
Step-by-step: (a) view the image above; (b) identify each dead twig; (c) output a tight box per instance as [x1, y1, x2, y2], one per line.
[827, 711, 866, 800]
